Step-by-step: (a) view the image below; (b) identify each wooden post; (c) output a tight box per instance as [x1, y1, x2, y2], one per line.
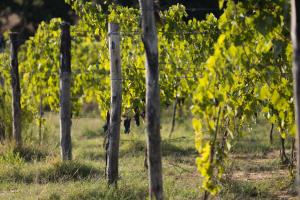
[9, 33, 22, 146]
[106, 22, 122, 185]
[0, 67, 5, 141]
[38, 95, 43, 145]
[60, 22, 72, 160]
[169, 96, 178, 138]
[139, 0, 164, 199]
[291, 0, 300, 198]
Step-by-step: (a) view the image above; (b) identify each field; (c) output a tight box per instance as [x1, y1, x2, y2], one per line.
[0, 110, 296, 200]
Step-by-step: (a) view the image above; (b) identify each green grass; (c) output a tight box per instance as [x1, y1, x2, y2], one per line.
[0, 111, 297, 199]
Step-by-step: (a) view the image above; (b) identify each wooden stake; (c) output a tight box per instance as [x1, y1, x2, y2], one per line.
[9, 32, 21, 146]
[107, 22, 122, 185]
[60, 22, 72, 160]
[291, 0, 300, 198]
[139, 0, 164, 199]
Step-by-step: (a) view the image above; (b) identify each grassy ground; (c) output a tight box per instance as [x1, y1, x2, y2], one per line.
[221, 119, 297, 200]
[0, 111, 297, 199]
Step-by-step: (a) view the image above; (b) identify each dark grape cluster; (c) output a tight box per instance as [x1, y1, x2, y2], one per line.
[124, 117, 131, 134]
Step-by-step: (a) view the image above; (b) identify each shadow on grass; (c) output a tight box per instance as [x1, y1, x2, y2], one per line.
[220, 178, 275, 199]
[231, 139, 273, 155]
[37, 161, 103, 183]
[13, 145, 48, 162]
[119, 140, 145, 157]
[0, 144, 48, 162]
[80, 128, 105, 139]
[118, 139, 196, 158]
[235, 162, 281, 173]
[77, 150, 105, 161]
[162, 142, 197, 157]
[66, 185, 147, 200]
[0, 160, 103, 184]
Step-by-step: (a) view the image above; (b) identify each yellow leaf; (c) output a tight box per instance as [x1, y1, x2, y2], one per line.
[208, 120, 215, 131]
[271, 90, 280, 105]
[192, 119, 202, 132]
[281, 132, 286, 139]
[260, 84, 270, 100]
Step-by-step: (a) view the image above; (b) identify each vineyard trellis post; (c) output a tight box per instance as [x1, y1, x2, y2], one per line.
[139, 0, 164, 199]
[0, 35, 5, 141]
[38, 95, 43, 145]
[291, 0, 300, 197]
[169, 95, 178, 138]
[9, 32, 22, 146]
[0, 66, 5, 141]
[60, 22, 72, 160]
[106, 22, 122, 185]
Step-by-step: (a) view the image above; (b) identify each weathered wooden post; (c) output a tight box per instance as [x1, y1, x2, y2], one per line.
[0, 65, 5, 142]
[38, 95, 43, 145]
[106, 22, 122, 185]
[169, 96, 178, 138]
[291, 0, 300, 198]
[60, 22, 72, 160]
[9, 32, 22, 146]
[139, 0, 164, 199]
[0, 33, 5, 141]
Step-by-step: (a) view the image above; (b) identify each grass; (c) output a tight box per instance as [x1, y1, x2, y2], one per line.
[0, 110, 297, 199]
[221, 118, 297, 200]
